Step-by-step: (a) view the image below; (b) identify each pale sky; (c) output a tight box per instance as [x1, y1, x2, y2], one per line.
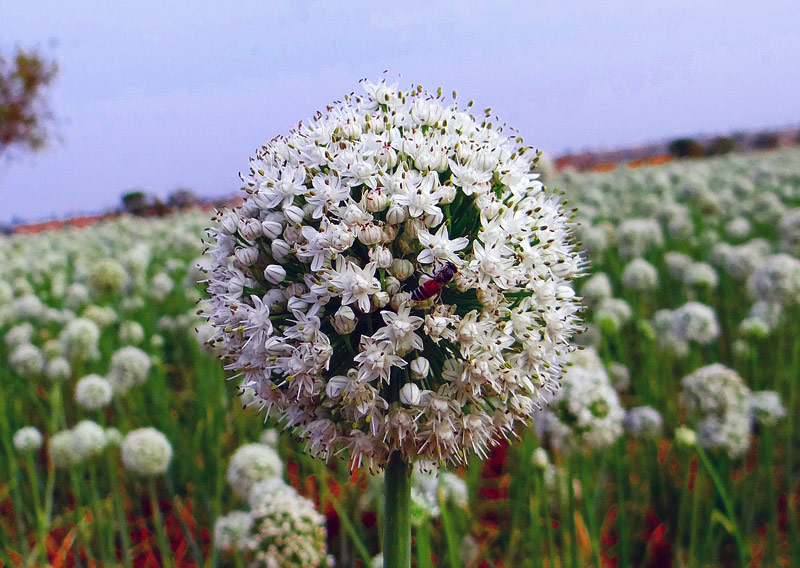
[1, 1, 798, 223]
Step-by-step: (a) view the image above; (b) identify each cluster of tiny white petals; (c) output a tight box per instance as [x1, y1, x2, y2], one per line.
[624, 406, 664, 439]
[74, 374, 114, 410]
[246, 486, 328, 568]
[747, 254, 800, 306]
[213, 511, 254, 552]
[680, 364, 752, 458]
[88, 259, 128, 297]
[202, 80, 583, 469]
[621, 258, 658, 291]
[9, 343, 45, 378]
[120, 427, 173, 476]
[58, 317, 100, 363]
[749, 390, 787, 427]
[226, 443, 284, 499]
[13, 426, 43, 453]
[534, 348, 624, 452]
[108, 346, 152, 394]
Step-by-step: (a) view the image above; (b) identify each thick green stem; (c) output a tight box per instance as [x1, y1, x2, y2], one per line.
[383, 452, 412, 568]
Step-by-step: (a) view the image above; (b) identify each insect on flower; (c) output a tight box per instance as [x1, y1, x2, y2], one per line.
[411, 261, 458, 302]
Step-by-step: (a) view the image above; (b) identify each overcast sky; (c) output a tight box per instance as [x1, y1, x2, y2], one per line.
[2, 1, 798, 223]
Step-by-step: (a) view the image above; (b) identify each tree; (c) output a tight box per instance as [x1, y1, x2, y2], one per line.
[121, 190, 150, 216]
[706, 136, 736, 156]
[0, 46, 58, 158]
[668, 137, 705, 159]
[167, 188, 199, 209]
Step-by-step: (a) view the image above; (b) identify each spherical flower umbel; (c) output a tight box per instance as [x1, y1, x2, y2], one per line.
[246, 481, 328, 568]
[226, 443, 284, 499]
[13, 426, 43, 453]
[108, 346, 152, 395]
[75, 374, 114, 410]
[203, 80, 584, 469]
[121, 428, 173, 476]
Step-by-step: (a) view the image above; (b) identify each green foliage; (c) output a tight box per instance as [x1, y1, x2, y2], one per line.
[0, 46, 58, 158]
[668, 137, 705, 158]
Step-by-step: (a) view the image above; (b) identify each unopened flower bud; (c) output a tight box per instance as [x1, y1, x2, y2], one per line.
[386, 204, 407, 225]
[261, 219, 283, 239]
[390, 259, 414, 280]
[219, 211, 239, 235]
[264, 265, 286, 285]
[391, 292, 412, 311]
[283, 205, 305, 225]
[358, 224, 383, 245]
[373, 291, 390, 308]
[238, 218, 262, 240]
[364, 189, 388, 212]
[235, 246, 260, 267]
[439, 184, 457, 204]
[410, 357, 430, 379]
[371, 247, 393, 268]
[326, 375, 349, 398]
[400, 383, 421, 405]
[674, 426, 697, 448]
[333, 306, 357, 335]
[384, 276, 401, 295]
[271, 239, 291, 262]
[424, 209, 444, 228]
[531, 447, 549, 469]
[381, 224, 399, 242]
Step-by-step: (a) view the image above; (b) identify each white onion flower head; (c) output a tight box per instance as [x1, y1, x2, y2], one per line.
[247, 477, 298, 510]
[13, 426, 43, 453]
[534, 348, 624, 452]
[49, 430, 81, 469]
[75, 374, 114, 410]
[621, 258, 658, 292]
[213, 511, 253, 552]
[258, 428, 280, 448]
[105, 427, 123, 446]
[121, 428, 173, 476]
[607, 362, 630, 392]
[5, 323, 34, 349]
[45, 357, 72, 382]
[0, 280, 12, 306]
[247, 487, 328, 568]
[65, 283, 91, 310]
[680, 364, 751, 458]
[724, 217, 751, 240]
[594, 298, 632, 333]
[58, 317, 100, 363]
[202, 80, 583, 469]
[226, 443, 284, 499]
[10, 343, 45, 378]
[616, 218, 663, 259]
[624, 406, 663, 439]
[72, 420, 108, 459]
[580, 272, 613, 306]
[89, 259, 127, 296]
[749, 391, 786, 427]
[747, 254, 800, 306]
[670, 302, 719, 345]
[82, 305, 119, 329]
[684, 262, 718, 290]
[664, 251, 693, 280]
[150, 272, 175, 302]
[778, 207, 800, 255]
[118, 321, 145, 345]
[108, 346, 152, 395]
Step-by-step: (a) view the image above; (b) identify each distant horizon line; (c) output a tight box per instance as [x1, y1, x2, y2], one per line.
[3, 121, 798, 229]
